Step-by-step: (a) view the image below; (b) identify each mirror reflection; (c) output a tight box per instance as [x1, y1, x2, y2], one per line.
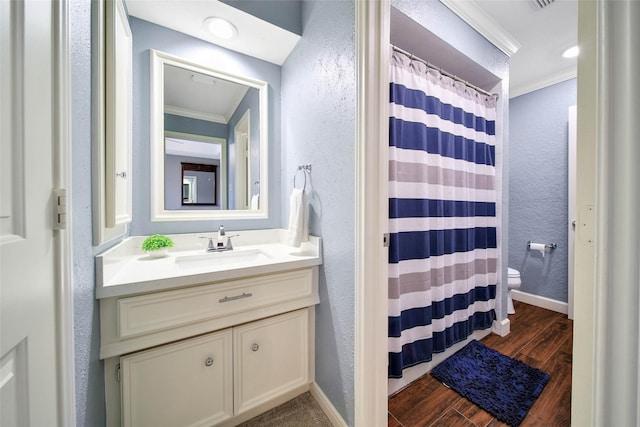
[163, 63, 259, 211]
[181, 163, 216, 206]
[150, 49, 269, 221]
[165, 133, 226, 210]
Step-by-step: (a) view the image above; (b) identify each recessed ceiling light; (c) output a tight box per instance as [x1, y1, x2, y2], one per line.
[204, 17, 238, 40]
[562, 46, 580, 59]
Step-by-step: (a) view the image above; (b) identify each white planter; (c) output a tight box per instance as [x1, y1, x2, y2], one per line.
[145, 248, 169, 259]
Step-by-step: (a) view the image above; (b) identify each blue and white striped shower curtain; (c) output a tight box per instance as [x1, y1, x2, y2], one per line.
[388, 50, 498, 379]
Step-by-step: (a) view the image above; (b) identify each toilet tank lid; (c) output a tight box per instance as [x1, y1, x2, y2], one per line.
[508, 268, 520, 277]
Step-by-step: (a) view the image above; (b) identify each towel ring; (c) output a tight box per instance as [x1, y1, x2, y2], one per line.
[293, 168, 307, 190]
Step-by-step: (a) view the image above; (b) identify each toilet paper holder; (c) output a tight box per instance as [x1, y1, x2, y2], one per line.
[527, 241, 557, 250]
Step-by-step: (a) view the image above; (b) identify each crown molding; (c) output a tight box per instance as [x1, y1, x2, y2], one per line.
[510, 66, 577, 98]
[164, 105, 227, 124]
[440, 0, 521, 57]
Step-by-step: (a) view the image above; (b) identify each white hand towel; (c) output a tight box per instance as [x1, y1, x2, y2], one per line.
[250, 194, 259, 210]
[286, 188, 308, 247]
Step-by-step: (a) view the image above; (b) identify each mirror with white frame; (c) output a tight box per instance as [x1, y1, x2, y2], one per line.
[150, 49, 268, 221]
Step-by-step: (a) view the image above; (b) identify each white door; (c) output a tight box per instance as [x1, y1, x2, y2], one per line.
[1, 0, 62, 425]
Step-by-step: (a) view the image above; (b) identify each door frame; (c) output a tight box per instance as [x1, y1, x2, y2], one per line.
[572, 1, 640, 424]
[567, 105, 576, 320]
[354, 1, 390, 425]
[52, 0, 76, 424]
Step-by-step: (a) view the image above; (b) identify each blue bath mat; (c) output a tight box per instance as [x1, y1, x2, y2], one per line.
[430, 340, 549, 427]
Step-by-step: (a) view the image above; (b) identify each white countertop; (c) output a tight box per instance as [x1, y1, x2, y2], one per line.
[96, 229, 322, 299]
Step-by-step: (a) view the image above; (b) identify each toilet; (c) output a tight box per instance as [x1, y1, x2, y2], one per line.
[507, 268, 521, 315]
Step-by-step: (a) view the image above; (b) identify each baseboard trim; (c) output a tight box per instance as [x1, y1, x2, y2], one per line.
[492, 317, 511, 337]
[511, 289, 568, 314]
[310, 382, 348, 427]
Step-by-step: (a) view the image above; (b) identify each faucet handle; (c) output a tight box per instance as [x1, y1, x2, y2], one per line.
[199, 236, 215, 251]
[225, 234, 239, 250]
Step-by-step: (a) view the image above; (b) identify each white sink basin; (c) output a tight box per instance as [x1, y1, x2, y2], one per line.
[175, 249, 271, 269]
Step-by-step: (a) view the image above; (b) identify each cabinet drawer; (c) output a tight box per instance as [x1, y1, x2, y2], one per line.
[120, 329, 233, 427]
[234, 309, 309, 415]
[117, 269, 313, 338]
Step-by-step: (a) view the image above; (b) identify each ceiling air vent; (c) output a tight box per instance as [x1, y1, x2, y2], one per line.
[532, 0, 555, 9]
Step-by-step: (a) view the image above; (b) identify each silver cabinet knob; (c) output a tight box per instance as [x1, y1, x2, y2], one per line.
[205, 356, 214, 367]
[251, 343, 259, 352]
[116, 171, 127, 179]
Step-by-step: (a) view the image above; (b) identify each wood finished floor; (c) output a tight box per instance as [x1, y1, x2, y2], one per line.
[388, 301, 573, 427]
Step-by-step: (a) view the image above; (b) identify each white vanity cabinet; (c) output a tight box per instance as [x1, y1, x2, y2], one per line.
[120, 309, 311, 427]
[100, 265, 319, 427]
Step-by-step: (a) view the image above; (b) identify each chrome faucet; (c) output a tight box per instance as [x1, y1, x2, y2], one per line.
[217, 225, 226, 248]
[200, 226, 238, 252]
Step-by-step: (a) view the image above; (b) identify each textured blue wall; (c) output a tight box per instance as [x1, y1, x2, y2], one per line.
[130, 17, 281, 235]
[509, 79, 577, 302]
[281, 0, 356, 424]
[71, 1, 108, 425]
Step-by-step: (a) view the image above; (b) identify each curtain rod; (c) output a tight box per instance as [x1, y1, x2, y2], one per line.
[391, 45, 497, 98]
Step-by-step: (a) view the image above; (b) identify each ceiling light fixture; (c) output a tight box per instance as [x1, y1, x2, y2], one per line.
[562, 46, 580, 59]
[204, 17, 238, 40]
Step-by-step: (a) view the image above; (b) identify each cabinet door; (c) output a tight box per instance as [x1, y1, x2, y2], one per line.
[234, 309, 309, 414]
[121, 329, 232, 427]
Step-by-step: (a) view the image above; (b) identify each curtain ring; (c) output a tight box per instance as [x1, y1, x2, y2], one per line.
[293, 168, 306, 190]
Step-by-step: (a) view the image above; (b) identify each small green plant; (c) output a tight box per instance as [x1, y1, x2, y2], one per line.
[141, 234, 174, 252]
